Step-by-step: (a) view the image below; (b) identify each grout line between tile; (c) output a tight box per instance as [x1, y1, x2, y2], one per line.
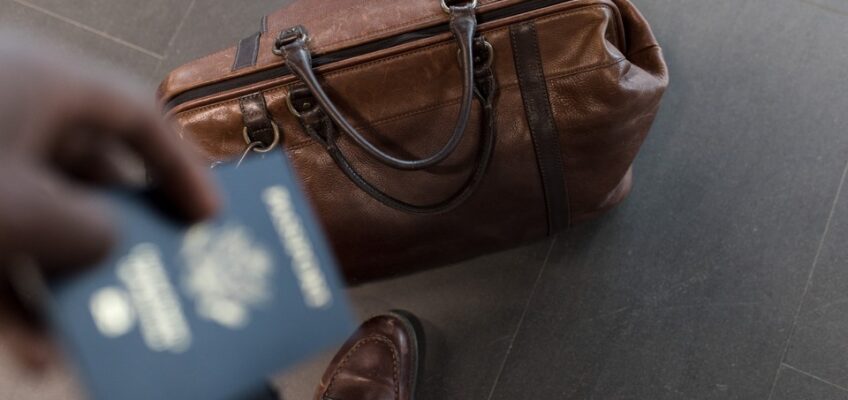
[766, 157, 848, 400]
[485, 235, 559, 400]
[154, 0, 197, 77]
[797, 0, 848, 17]
[144, 0, 195, 90]
[10, 0, 164, 60]
[781, 363, 848, 393]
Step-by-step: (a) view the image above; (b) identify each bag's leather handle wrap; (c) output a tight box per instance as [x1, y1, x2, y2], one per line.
[239, 93, 280, 152]
[290, 43, 497, 214]
[275, 3, 479, 171]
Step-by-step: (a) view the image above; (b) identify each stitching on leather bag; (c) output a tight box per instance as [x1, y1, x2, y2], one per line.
[282, 57, 626, 152]
[180, 86, 287, 116]
[360, 57, 626, 128]
[180, 50, 624, 132]
[627, 44, 660, 58]
[173, 3, 612, 106]
[180, 0, 507, 86]
[371, 99, 462, 126]
[176, 36, 472, 118]
[313, 15, 446, 53]
[325, 335, 399, 400]
[164, 47, 238, 92]
[318, 5, 620, 84]
[181, 57, 626, 155]
[232, 40, 244, 71]
[608, 6, 621, 53]
[178, 5, 623, 134]
[314, 5, 618, 76]
[537, 22, 572, 227]
[178, 5, 617, 117]
[175, 32, 471, 117]
[286, 139, 317, 152]
[232, 32, 262, 71]
[311, 0, 506, 52]
[512, 23, 554, 227]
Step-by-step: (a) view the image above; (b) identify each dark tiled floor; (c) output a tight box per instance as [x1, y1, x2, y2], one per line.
[772, 365, 848, 400]
[21, 0, 191, 55]
[783, 164, 848, 389]
[1, 0, 847, 399]
[0, 0, 161, 81]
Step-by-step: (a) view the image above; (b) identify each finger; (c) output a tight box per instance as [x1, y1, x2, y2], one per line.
[1, 316, 57, 372]
[0, 165, 116, 271]
[74, 90, 220, 222]
[16, 64, 220, 223]
[121, 114, 221, 222]
[53, 131, 147, 188]
[0, 276, 58, 372]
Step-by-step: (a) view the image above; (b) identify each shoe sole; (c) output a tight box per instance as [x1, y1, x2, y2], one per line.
[387, 310, 425, 400]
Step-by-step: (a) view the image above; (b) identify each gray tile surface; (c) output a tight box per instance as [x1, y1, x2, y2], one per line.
[800, 0, 848, 15]
[19, 0, 192, 55]
[771, 365, 848, 400]
[2, 0, 848, 399]
[783, 164, 848, 388]
[0, 0, 160, 82]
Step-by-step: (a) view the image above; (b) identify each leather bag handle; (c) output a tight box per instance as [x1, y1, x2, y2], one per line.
[289, 52, 497, 214]
[274, 3, 479, 171]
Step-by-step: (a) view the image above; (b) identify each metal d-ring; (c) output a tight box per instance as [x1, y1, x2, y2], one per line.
[242, 120, 281, 153]
[286, 88, 317, 119]
[457, 37, 494, 72]
[441, 0, 478, 13]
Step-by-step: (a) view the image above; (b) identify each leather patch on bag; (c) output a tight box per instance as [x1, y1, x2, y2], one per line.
[232, 31, 262, 71]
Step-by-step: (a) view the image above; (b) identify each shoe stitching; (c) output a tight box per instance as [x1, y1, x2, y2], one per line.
[324, 334, 400, 400]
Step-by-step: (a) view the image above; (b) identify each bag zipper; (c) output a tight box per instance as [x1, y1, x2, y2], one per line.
[164, 0, 572, 111]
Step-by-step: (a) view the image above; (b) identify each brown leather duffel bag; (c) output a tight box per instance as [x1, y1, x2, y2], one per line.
[158, 0, 668, 282]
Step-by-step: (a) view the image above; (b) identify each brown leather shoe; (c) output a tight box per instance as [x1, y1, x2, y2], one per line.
[314, 311, 422, 400]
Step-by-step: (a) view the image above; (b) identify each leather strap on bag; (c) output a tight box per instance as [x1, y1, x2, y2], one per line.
[274, 2, 479, 171]
[239, 93, 280, 152]
[289, 38, 497, 214]
[273, 1, 499, 214]
[510, 22, 570, 232]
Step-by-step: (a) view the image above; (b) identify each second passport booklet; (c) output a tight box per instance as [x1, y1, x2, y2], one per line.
[46, 152, 354, 400]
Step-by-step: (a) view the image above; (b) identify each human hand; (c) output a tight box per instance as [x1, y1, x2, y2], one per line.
[0, 39, 220, 371]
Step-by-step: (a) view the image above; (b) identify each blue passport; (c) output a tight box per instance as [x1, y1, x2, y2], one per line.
[45, 152, 354, 400]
